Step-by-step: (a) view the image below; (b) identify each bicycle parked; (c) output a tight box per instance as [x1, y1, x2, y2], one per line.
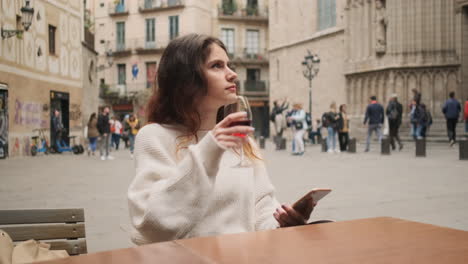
[30, 128, 50, 156]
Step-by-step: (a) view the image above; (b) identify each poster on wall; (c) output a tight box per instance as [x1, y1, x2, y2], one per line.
[146, 62, 157, 89]
[0, 87, 8, 159]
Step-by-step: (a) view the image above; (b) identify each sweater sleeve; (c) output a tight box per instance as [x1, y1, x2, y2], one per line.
[128, 126, 226, 244]
[250, 141, 280, 231]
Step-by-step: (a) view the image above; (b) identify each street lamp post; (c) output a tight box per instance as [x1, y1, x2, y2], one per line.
[1, 0, 34, 39]
[301, 50, 320, 116]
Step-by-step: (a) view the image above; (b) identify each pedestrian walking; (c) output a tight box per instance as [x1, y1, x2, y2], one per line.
[386, 94, 403, 150]
[271, 98, 289, 138]
[442, 91, 461, 146]
[127, 34, 318, 245]
[125, 114, 140, 158]
[338, 104, 349, 152]
[111, 116, 122, 150]
[97, 106, 114, 160]
[286, 108, 297, 153]
[287, 103, 307, 156]
[419, 104, 432, 138]
[121, 115, 130, 149]
[51, 109, 65, 152]
[363, 96, 384, 152]
[322, 102, 339, 153]
[86, 113, 99, 156]
[464, 98, 468, 135]
[409, 89, 422, 139]
[412, 88, 421, 105]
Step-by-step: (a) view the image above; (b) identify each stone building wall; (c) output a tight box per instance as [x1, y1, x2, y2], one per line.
[0, 0, 84, 157]
[346, 0, 463, 120]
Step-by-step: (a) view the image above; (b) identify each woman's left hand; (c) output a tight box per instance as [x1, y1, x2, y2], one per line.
[273, 203, 314, 227]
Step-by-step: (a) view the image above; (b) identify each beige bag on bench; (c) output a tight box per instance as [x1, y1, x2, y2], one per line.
[0, 229, 69, 264]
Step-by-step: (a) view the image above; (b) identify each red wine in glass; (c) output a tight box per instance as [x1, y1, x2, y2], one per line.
[229, 120, 252, 137]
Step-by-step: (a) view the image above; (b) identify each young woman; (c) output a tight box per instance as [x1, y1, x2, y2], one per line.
[127, 34, 317, 245]
[86, 113, 99, 156]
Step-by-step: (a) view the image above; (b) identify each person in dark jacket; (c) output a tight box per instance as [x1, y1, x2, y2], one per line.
[464, 98, 468, 134]
[51, 109, 65, 151]
[271, 98, 289, 138]
[418, 104, 432, 138]
[442, 91, 461, 146]
[386, 94, 403, 151]
[337, 104, 349, 152]
[363, 96, 384, 152]
[97, 106, 113, 160]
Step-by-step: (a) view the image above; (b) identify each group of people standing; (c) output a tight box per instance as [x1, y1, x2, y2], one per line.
[270, 98, 350, 155]
[86, 106, 141, 160]
[271, 99, 309, 155]
[271, 89, 468, 155]
[321, 102, 350, 153]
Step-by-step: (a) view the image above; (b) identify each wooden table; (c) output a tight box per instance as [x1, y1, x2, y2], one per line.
[38, 217, 468, 264]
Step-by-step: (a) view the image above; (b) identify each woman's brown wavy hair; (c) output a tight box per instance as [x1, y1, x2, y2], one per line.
[146, 34, 260, 160]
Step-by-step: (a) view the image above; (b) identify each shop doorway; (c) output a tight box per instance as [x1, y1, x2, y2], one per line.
[50, 91, 70, 146]
[0, 85, 8, 159]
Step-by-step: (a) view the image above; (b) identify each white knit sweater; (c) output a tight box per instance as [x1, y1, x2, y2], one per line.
[127, 124, 280, 244]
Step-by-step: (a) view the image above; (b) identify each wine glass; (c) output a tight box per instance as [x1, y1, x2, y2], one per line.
[224, 96, 253, 167]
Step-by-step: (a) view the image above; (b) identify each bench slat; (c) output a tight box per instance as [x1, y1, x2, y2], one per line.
[1, 223, 85, 241]
[47, 239, 88, 255]
[0, 209, 84, 224]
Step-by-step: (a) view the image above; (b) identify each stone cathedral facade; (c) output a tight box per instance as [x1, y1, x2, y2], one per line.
[269, 0, 468, 140]
[345, 0, 467, 119]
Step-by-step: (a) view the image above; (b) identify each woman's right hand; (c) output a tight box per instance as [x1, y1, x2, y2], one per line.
[212, 112, 254, 149]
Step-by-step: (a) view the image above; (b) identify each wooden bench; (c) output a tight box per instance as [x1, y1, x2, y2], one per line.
[0, 208, 87, 255]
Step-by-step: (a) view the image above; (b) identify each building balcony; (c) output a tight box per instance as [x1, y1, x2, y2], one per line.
[83, 28, 95, 50]
[107, 41, 132, 57]
[218, 5, 268, 23]
[228, 48, 269, 65]
[108, 3, 129, 17]
[242, 80, 268, 97]
[138, 0, 185, 13]
[100, 82, 149, 100]
[134, 38, 167, 55]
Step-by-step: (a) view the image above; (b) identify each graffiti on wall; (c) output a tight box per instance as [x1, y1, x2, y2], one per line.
[70, 103, 82, 121]
[14, 99, 48, 128]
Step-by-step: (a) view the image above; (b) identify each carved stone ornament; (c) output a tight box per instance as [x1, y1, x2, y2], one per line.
[375, 0, 387, 55]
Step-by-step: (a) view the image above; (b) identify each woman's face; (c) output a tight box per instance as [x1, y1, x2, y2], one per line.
[199, 44, 238, 111]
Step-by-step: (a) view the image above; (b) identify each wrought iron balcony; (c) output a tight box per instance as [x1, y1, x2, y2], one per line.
[218, 4, 268, 22]
[243, 80, 268, 96]
[227, 47, 269, 65]
[134, 38, 167, 54]
[108, 3, 129, 17]
[139, 0, 185, 13]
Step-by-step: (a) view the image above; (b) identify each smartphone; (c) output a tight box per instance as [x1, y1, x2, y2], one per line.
[292, 188, 332, 210]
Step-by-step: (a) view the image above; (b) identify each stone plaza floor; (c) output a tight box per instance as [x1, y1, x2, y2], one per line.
[0, 140, 467, 253]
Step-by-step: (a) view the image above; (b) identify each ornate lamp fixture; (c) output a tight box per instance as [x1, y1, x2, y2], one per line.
[1, 0, 34, 39]
[301, 50, 320, 115]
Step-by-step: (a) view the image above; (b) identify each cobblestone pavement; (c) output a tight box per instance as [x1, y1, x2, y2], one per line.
[0, 140, 467, 253]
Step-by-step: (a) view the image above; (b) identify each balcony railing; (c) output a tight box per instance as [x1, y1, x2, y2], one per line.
[227, 47, 269, 64]
[243, 80, 267, 94]
[108, 3, 129, 16]
[107, 40, 132, 57]
[134, 38, 167, 54]
[103, 38, 170, 57]
[218, 4, 268, 22]
[139, 0, 185, 13]
[100, 83, 149, 99]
